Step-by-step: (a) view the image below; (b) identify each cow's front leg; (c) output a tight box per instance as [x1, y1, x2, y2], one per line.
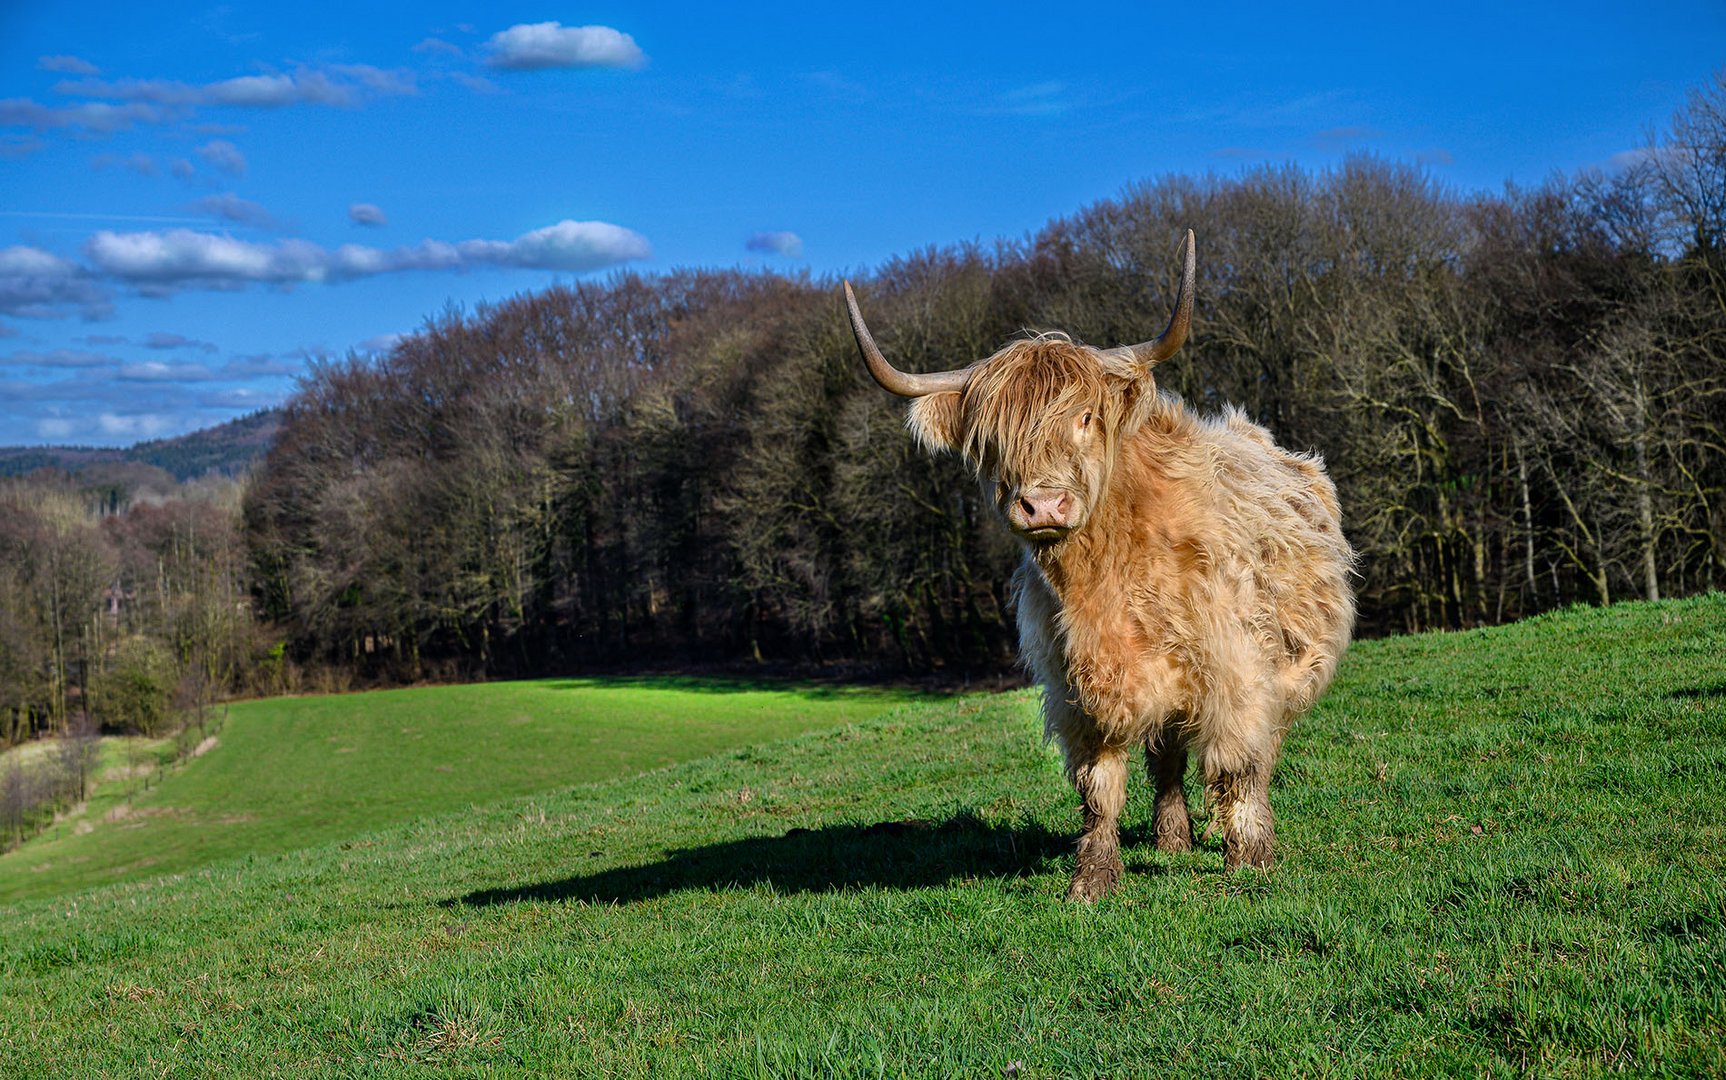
[1146, 730, 1193, 853]
[1204, 761, 1275, 870]
[1064, 734, 1129, 902]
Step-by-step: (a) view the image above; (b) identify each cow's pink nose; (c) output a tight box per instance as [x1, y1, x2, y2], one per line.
[1018, 490, 1072, 529]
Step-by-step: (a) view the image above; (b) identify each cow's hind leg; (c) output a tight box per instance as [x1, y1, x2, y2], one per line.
[1146, 730, 1193, 854]
[1059, 725, 1128, 903]
[1197, 690, 1278, 870]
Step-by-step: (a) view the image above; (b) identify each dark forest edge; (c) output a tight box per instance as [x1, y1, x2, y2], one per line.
[3, 73, 1723, 754]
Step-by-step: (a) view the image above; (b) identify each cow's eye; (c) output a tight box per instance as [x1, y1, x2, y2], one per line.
[1079, 411, 1092, 429]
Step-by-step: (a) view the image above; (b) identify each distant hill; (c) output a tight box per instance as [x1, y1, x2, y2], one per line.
[0, 408, 282, 481]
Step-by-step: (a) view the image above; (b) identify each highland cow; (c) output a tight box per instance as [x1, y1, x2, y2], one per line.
[844, 231, 1355, 900]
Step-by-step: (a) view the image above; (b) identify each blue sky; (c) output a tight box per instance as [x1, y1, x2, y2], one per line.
[3, 1, 1722, 447]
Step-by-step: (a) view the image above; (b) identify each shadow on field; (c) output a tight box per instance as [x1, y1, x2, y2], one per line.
[445, 812, 1135, 906]
[1667, 681, 1726, 701]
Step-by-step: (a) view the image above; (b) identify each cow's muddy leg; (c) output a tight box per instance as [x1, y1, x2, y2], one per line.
[1146, 732, 1193, 854]
[1204, 764, 1275, 870]
[1065, 736, 1128, 902]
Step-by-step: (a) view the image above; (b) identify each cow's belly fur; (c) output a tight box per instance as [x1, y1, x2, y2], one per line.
[1008, 408, 1355, 784]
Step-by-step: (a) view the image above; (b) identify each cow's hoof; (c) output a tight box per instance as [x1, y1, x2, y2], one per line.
[1065, 859, 1122, 903]
[1223, 839, 1274, 871]
[1154, 824, 1193, 854]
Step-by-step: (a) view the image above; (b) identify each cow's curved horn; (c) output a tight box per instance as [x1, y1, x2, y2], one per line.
[844, 281, 972, 397]
[1108, 229, 1196, 370]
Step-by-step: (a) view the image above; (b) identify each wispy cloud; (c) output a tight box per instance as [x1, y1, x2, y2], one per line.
[195, 139, 247, 176]
[484, 22, 646, 71]
[54, 65, 416, 109]
[994, 81, 1067, 117]
[193, 192, 279, 229]
[1, 134, 45, 159]
[118, 360, 219, 382]
[0, 98, 174, 133]
[801, 71, 867, 101]
[413, 38, 464, 58]
[3, 64, 419, 142]
[142, 331, 218, 353]
[221, 353, 301, 377]
[92, 151, 159, 177]
[1313, 125, 1385, 148]
[356, 332, 406, 353]
[0, 347, 119, 369]
[39, 55, 100, 75]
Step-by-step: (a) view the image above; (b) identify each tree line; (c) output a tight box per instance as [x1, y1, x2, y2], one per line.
[0, 462, 250, 844]
[4, 74, 1723, 754]
[244, 75, 1724, 680]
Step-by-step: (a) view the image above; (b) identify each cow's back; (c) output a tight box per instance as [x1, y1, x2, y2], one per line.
[1177, 404, 1356, 716]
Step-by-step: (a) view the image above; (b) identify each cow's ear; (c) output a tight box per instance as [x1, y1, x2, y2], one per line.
[1114, 373, 1158, 437]
[906, 391, 963, 454]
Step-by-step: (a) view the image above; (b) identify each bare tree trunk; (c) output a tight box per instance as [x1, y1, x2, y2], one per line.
[1633, 377, 1660, 602]
[1515, 441, 1538, 606]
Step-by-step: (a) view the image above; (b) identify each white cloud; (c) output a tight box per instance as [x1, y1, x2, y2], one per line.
[481, 219, 652, 269]
[39, 55, 101, 75]
[484, 22, 646, 71]
[349, 202, 389, 228]
[746, 231, 804, 258]
[97, 412, 177, 437]
[0, 246, 80, 277]
[0, 245, 112, 319]
[199, 387, 286, 409]
[118, 360, 218, 382]
[196, 139, 247, 176]
[83, 219, 651, 292]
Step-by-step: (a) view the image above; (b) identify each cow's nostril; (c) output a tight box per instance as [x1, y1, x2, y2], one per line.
[1019, 497, 1037, 518]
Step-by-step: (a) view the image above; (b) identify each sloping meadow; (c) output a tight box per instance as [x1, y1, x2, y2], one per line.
[2, 597, 1722, 1076]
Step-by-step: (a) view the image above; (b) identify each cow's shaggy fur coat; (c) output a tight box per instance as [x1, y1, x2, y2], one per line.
[904, 336, 1355, 899]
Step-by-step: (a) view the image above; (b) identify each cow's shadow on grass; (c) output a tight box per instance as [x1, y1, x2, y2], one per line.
[446, 812, 1165, 907]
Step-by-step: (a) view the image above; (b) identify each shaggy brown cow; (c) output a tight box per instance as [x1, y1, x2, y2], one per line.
[844, 231, 1355, 900]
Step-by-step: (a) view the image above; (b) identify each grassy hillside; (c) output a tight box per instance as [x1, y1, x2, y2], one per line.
[1, 597, 1723, 1076]
[0, 678, 921, 903]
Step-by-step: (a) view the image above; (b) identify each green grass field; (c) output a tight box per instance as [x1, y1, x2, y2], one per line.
[0, 677, 921, 903]
[2, 597, 1723, 1076]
